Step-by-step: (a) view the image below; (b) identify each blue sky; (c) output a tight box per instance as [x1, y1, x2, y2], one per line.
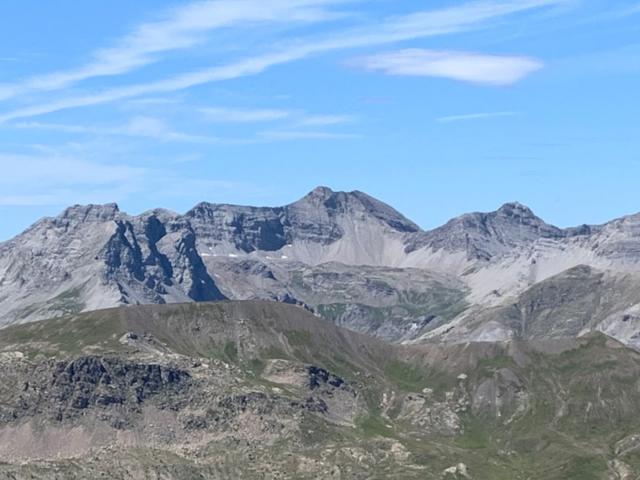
[0, 0, 638, 240]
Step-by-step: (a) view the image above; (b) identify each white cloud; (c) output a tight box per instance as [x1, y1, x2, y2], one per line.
[123, 116, 215, 142]
[0, 151, 247, 207]
[0, 50, 306, 123]
[0, 154, 146, 189]
[0, 0, 349, 101]
[0, 0, 563, 122]
[351, 49, 543, 85]
[258, 130, 360, 140]
[200, 107, 292, 122]
[11, 112, 358, 144]
[12, 109, 357, 144]
[437, 111, 519, 123]
[0, 194, 64, 206]
[322, 0, 566, 48]
[126, 97, 183, 106]
[13, 117, 217, 143]
[199, 107, 353, 126]
[296, 114, 354, 126]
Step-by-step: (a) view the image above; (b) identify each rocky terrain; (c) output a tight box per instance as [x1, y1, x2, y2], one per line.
[1, 301, 640, 479]
[2, 186, 640, 348]
[422, 265, 640, 349]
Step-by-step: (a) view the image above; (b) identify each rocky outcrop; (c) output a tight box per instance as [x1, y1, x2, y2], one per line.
[1, 302, 640, 479]
[4, 356, 191, 428]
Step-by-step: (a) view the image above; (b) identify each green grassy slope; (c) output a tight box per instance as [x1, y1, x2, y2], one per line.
[1, 301, 639, 479]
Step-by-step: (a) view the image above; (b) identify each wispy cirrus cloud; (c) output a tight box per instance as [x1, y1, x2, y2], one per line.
[351, 49, 543, 85]
[12, 115, 359, 146]
[13, 117, 217, 143]
[126, 97, 184, 106]
[0, 154, 146, 190]
[199, 107, 292, 123]
[296, 114, 354, 126]
[258, 130, 361, 140]
[199, 106, 354, 126]
[437, 111, 519, 123]
[0, 0, 350, 101]
[0, 151, 247, 207]
[0, 0, 563, 122]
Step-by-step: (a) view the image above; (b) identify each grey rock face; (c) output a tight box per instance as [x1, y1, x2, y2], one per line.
[285, 186, 420, 238]
[423, 265, 640, 348]
[6, 356, 192, 427]
[55, 203, 121, 224]
[186, 186, 419, 255]
[0, 205, 225, 326]
[102, 210, 225, 303]
[4, 186, 640, 348]
[0, 187, 424, 330]
[186, 203, 287, 253]
[590, 213, 640, 260]
[406, 202, 567, 261]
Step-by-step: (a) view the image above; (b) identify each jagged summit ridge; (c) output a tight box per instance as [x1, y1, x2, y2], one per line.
[184, 187, 420, 262]
[405, 201, 564, 261]
[3, 187, 640, 348]
[496, 201, 536, 217]
[59, 202, 121, 220]
[24, 190, 555, 253]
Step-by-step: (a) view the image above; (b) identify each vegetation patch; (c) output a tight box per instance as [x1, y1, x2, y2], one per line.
[356, 410, 395, 439]
[384, 359, 427, 392]
[284, 329, 312, 347]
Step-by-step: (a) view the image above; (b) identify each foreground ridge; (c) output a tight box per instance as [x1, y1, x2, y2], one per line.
[0, 301, 638, 479]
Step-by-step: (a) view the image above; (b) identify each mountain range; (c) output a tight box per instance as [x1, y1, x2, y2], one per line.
[2, 186, 640, 348]
[3, 187, 640, 478]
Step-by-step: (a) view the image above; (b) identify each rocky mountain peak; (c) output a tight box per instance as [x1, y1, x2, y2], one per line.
[306, 185, 335, 199]
[58, 203, 121, 223]
[293, 186, 340, 209]
[496, 202, 537, 220]
[406, 201, 563, 260]
[291, 187, 420, 234]
[491, 202, 560, 234]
